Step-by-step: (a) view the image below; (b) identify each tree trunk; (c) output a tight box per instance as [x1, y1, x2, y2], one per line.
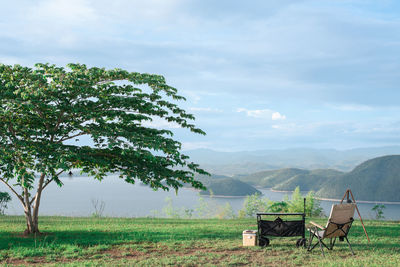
[23, 188, 39, 235]
[23, 205, 39, 235]
[22, 173, 46, 235]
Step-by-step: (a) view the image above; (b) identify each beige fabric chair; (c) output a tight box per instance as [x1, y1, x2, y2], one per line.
[307, 203, 356, 256]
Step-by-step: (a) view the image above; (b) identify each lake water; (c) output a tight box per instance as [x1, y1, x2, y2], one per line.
[2, 175, 400, 220]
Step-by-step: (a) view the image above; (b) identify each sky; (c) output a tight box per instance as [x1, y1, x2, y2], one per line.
[1, 0, 400, 151]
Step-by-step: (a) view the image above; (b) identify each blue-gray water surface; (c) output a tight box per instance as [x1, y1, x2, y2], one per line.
[2, 175, 400, 220]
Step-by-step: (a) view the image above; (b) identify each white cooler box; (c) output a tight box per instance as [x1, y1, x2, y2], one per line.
[242, 230, 257, 246]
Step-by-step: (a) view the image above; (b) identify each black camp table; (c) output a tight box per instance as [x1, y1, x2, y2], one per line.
[257, 199, 307, 247]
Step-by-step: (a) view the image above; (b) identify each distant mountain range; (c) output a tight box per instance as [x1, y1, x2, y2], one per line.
[234, 155, 400, 202]
[185, 146, 400, 175]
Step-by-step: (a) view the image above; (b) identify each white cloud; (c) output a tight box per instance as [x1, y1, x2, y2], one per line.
[328, 104, 373, 111]
[29, 0, 98, 25]
[181, 142, 212, 151]
[189, 107, 222, 113]
[272, 112, 286, 120]
[237, 108, 286, 120]
[1, 0, 400, 151]
[96, 0, 183, 22]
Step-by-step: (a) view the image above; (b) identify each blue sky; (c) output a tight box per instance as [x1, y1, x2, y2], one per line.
[1, 0, 400, 151]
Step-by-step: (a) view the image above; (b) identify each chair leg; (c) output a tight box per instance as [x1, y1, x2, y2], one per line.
[344, 236, 355, 255]
[314, 229, 325, 257]
[307, 228, 328, 257]
[317, 236, 325, 257]
[307, 230, 314, 251]
[329, 237, 336, 250]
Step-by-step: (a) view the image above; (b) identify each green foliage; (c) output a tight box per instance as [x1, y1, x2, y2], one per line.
[0, 62, 207, 191]
[0, 63, 208, 231]
[193, 195, 213, 218]
[162, 197, 195, 219]
[285, 187, 322, 216]
[193, 192, 236, 219]
[161, 194, 236, 219]
[267, 201, 288, 213]
[238, 187, 322, 218]
[215, 203, 236, 219]
[0, 191, 11, 215]
[372, 204, 385, 220]
[238, 193, 268, 218]
[305, 191, 323, 216]
[287, 186, 303, 213]
[162, 197, 181, 218]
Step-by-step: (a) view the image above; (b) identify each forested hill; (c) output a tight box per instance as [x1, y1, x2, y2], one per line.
[193, 174, 261, 196]
[199, 178, 261, 196]
[236, 168, 343, 192]
[317, 155, 400, 202]
[236, 155, 400, 202]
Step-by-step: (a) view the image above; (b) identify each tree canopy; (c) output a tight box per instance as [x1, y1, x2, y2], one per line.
[0, 63, 208, 233]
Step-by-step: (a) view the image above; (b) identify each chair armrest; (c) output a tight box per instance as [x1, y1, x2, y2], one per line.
[310, 221, 325, 230]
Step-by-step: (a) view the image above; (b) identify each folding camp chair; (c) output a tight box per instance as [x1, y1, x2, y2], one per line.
[307, 203, 356, 257]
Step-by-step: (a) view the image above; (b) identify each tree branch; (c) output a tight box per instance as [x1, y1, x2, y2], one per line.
[43, 169, 65, 191]
[36, 108, 51, 131]
[7, 123, 19, 141]
[29, 170, 65, 205]
[53, 110, 65, 134]
[56, 132, 87, 143]
[0, 177, 24, 205]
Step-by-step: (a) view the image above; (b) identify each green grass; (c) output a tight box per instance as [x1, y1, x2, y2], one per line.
[0, 216, 399, 266]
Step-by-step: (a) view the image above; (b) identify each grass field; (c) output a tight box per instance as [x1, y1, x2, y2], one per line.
[0, 216, 399, 266]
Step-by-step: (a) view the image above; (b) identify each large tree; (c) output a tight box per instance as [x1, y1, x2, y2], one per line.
[0, 63, 207, 234]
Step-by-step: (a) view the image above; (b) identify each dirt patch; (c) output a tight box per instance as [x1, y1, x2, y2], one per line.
[3, 256, 64, 266]
[0, 242, 308, 266]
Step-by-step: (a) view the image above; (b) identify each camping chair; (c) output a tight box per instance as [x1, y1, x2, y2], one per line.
[307, 203, 356, 257]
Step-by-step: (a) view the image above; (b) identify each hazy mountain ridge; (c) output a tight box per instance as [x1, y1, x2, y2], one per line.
[185, 146, 400, 175]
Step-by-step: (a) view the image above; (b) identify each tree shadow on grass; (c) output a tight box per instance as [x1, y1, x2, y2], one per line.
[0, 228, 241, 250]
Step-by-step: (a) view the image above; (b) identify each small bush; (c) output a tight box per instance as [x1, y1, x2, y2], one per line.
[238, 193, 268, 218]
[0, 192, 11, 215]
[372, 204, 385, 220]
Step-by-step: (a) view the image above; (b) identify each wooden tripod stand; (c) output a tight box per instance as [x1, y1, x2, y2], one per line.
[340, 189, 370, 242]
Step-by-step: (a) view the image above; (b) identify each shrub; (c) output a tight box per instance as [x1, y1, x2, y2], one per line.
[238, 187, 323, 218]
[267, 201, 288, 212]
[0, 192, 11, 215]
[285, 187, 322, 217]
[372, 204, 385, 220]
[215, 203, 236, 219]
[238, 193, 268, 218]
